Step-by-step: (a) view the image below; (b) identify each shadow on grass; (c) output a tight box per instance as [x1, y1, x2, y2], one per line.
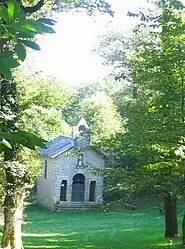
[153, 237, 182, 249]
[23, 231, 101, 249]
[0, 205, 182, 249]
[22, 229, 182, 249]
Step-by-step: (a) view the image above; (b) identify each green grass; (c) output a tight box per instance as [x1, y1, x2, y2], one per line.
[15, 204, 182, 249]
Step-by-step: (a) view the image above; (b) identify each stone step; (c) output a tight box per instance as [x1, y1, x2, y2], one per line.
[56, 202, 100, 211]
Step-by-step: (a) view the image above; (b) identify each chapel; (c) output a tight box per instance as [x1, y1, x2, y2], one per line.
[37, 118, 104, 211]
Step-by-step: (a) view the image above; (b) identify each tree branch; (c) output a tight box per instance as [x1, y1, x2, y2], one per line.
[21, 0, 45, 14]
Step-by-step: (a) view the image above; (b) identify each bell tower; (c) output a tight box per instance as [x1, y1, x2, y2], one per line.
[73, 118, 90, 149]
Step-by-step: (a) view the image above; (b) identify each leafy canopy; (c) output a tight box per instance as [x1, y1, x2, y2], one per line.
[0, 0, 56, 150]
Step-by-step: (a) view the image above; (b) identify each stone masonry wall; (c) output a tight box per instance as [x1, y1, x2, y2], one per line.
[53, 148, 104, 205]
[37, 157, 55, 210]
[37, 148, 104, 210]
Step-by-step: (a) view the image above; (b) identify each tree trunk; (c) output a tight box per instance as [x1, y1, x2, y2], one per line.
[182, 214, 185, 245]
[1, 191, 25, 249]
[164, 193, 178, 237]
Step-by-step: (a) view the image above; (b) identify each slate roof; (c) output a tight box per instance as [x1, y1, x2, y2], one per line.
[38, 135, 74, 158]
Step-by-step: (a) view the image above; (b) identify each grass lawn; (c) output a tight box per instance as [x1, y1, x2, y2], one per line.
[0, 204, 183, 249]
[18, 204, 183, 249]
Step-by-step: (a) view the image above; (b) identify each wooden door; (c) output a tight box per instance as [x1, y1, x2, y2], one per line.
[71, 174, 85, 202]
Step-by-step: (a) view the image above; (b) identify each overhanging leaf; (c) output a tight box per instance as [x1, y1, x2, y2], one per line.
[22, 40, 40, 51]
[0, 138, 12, 149]
[37, 18, 57, 26]
[17, 31, 36, 39]
[15, 131, 47, 149]
[0, 130, 47, 150]
[2, 58, 20, 68]
[15, 44, 26, 61]
[0, 6, 9, 23]
[15, 131, 46, 149]
[2, 32, 12, 39]
[0, 39, 9, 46]
[12, 19, 38, 33]
[6, 27, 16, 38]
[36, 22, 56, 34]
[0, 62, 12, 78]
[13, 19, 55, 35]
[0, 51, 14, 57]
[0, 26, 6, 34]
[7, 0, 20, 22]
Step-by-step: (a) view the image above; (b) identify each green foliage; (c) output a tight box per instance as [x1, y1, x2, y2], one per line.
[0, 0, 55, 79]
[52, 0, 114, 15]
[15, 44, 26, 61]
[81, 90, 123, 153]
[93, 24, 132, 81]
[120, 0, 185, 198]
[90, 0, 185, 209]
[16, 74, 74, 139]
[21, 40, 41, 50]
[0, 0, 58, 151]
[2, 130, 46, 150]
[0, 138, 12, 149]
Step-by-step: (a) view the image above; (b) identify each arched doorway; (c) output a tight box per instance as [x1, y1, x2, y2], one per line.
[71, 174, 85, 202]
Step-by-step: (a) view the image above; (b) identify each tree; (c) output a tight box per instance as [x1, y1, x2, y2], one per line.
[93, 23, 131, 81]
[0, 1, 115, 248]
[56, 0, 114, 15]
[0, 1, 58, 248]
[123, 0, 185, 238]
[17, 74, 74, 139]
[77, 86, 123, 158]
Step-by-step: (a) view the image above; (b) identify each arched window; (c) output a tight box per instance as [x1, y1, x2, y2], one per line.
[60, 180, 67, 201]
[73, 173, 85, 183]
[71, 174, 85, 202]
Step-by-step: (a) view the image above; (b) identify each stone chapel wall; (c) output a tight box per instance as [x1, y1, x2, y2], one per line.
[37, 157, 55, 210]
[52, 149, 104, 204]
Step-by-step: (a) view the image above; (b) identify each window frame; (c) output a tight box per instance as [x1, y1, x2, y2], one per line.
[44, 160, 47, 179]
[89, 181, 96, 202]
[60, 180, 67, 201]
